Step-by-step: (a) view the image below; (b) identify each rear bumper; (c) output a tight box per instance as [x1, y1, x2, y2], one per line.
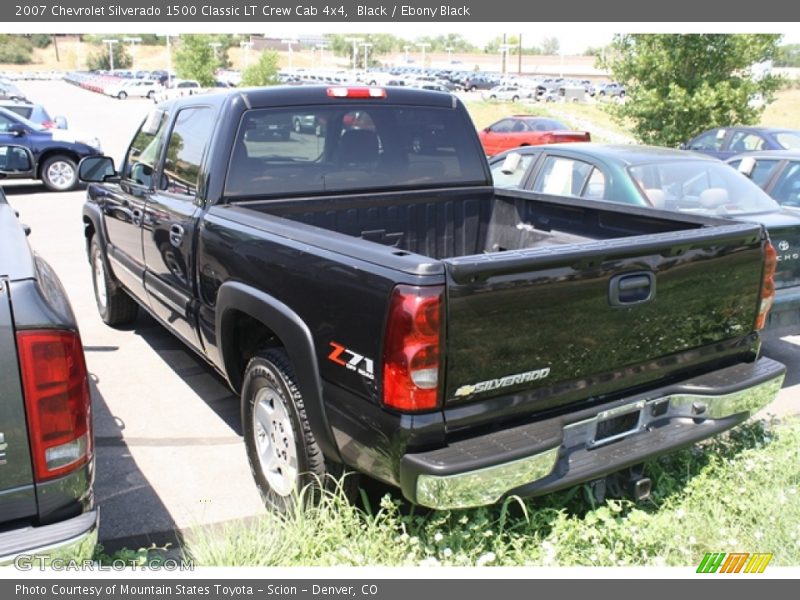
[0, 509, 98, 566]
[399, 357, 785, 509]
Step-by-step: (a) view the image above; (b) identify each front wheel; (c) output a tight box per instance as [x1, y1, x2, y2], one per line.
[41, 155, 78, 192]
[90, 237, 138, 326]
[118, 91, 127, 100]
[243, 349, 347, 512]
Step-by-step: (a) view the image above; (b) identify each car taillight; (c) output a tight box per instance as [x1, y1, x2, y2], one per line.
[755, 242, 777, 331]
[327, 86, 387, 98]
[17, 330, 91, 481]
[383, 285, 443, 412]
[41, 120, 56, 129]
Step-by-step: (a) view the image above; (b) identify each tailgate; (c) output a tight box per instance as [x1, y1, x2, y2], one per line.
[0, 279, 37, 521]
[442, 223, 765, 411]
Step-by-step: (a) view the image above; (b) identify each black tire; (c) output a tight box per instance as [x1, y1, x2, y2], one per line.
[512, 96, 519, 103]
[293, 119, 301, 133]
[118, 91, 127, 100]
[90, 237, 138, 326]
[242, 349, 356, 512]
[40, 154, 78, 192]
[146, 90, 154, 99]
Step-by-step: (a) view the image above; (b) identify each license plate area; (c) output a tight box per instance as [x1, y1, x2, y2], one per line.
[590, 401, 645, 448]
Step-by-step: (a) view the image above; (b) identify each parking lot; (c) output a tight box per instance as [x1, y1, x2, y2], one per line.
[4, 80, 800, 553]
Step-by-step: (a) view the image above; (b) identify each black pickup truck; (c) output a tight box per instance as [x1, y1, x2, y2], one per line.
[79, 86, 785, 511]
[0, 183, 96, 563]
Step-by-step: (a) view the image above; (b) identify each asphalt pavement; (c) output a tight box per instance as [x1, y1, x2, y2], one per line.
[3, 81, 798, 554]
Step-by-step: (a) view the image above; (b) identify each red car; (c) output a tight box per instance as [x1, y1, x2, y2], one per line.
[478, 116, 591, 157]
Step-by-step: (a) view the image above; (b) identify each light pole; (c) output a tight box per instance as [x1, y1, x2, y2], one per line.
[361, 42, 373, 72]
[280, 38, 298, 69]
[316, 42, 328, 67]
[344, 37, 364, 72]
[122, 37, 141, 71]
[239, 40, 253, 68]
[499, 44, 513, 75]
[403, 45, 410, 63]
[446, 46, 454, 63]
[101, 39, 119, 73]
[416, 43, 430, 68]
[158, 34, 174, 87]
[209, 41, 222, 69]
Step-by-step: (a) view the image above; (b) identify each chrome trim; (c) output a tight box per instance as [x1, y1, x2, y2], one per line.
[413, 371, 784, 510]
[0, 509, 98, 566]
[416, 447, 559, 510]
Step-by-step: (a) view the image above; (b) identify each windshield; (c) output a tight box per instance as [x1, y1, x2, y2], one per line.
[628, 159, 780, 216]
[776, 132, 800, 150]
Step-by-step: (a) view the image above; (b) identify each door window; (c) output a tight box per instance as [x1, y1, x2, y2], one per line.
[162, 107, 215, 198]
[533, 156, 593, 197]
[123, 111, 169, 187]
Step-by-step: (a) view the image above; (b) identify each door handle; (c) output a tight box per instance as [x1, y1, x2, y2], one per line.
[609, 271, 655, 306]
[169, 224, 185, 247]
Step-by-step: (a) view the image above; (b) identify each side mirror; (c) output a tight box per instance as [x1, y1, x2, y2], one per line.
[500, 152, 523, 175]
[737, 156, 756, 178]
[483, 126, 492, 133]
[8, 124, 26, 137]
[78, 156, 118, 183]
[53, 116, 68, 130]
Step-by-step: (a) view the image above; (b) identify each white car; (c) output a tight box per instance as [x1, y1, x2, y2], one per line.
[117, 80, 161, 100]
[480, 85, 531, 102]
[153, 79, 202, 103]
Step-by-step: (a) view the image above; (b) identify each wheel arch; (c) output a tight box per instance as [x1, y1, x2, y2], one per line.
[216, 281, 340, 462]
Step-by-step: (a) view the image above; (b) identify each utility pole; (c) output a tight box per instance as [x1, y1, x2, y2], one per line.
[344, 37, 364, 72]
[158, 34, 174, 87]
[361, 42, 373, 71]
[101, 39, 119, 72]
[446, 46, 454, 63]
[123, 37, 142, 71]
[416, 42, 430, 68]
[280, 38, 298, 69]
[499, 44, 512, 76]
[518, 34, 522, 74]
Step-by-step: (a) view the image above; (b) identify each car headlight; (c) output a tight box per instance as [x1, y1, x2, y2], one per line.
[78, 137, 102, 151]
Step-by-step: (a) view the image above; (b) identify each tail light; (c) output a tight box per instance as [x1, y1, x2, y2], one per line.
[383, 285, 444, 412]
[755, 242, 777, 331]
[17, 330, 92, 481]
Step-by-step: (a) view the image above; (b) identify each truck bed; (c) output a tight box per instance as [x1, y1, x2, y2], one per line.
[231, 186, 704, 260]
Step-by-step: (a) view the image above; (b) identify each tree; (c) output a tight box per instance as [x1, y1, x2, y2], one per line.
[86, 41, 132, 71]
[540, 37, 560, 56]
[603, 34, 783, 147]
[174, 34, 217, 86]
[241, 50, 280, 87]
[0, 35, 34, 64]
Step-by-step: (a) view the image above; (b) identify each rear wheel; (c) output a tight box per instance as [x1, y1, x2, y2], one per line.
[512, 95, 519, 102]
[90, 237, 138, 326]
[242, 349, 357, 512]
[41, 155, 78, 192]
[118, 91, 127, 100]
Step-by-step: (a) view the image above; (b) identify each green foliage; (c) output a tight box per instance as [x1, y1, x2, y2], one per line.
[603, 34, 783, 147]
[776, 44, 800, 68]
[415, 34, 478, 54]
[0, 35, 34, 64]
[85, 41, 132, 71]
[29, 34, 52, 49]
[240, 51, 280, 87]
[174, 35, 218, 87]
[540, 36, 560, 56]
[326, 34, 404, 61]
[187, 419, 800, 567]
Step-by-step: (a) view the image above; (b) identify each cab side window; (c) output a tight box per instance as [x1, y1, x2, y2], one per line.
[162, 107, 215, 198]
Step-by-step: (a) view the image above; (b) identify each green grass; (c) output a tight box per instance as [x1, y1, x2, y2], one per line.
[183, 418, 800, 567]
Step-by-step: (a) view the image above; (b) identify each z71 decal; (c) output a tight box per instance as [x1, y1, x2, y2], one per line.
[328, 342, 375, 380]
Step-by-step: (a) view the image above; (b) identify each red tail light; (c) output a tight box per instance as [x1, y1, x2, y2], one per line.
[41, 120, 56, 129]
[17, 330, 92, 481]
[383, 285, 444, 412]
[755, 242, 778, 331]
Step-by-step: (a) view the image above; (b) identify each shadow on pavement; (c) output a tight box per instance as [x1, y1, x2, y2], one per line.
[129, 310, 241, 435]
[89, 373, 184, 556]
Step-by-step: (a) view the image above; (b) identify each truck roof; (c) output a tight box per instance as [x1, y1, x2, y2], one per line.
[159, 84, 459, 112]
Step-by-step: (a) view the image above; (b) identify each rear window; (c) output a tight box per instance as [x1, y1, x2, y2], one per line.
[224, 104, 486, 197]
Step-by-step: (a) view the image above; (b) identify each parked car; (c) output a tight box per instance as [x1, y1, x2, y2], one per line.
[488, 143, 800, 337]
[153, 79, 201, 103]
[477, 116, 591, 157]
[0, 99, 68, 129]
[596, 82, 626, 98]
[0, 182, 96, 564]
[684, 126, 800, 160]
[728, 151, 800, 211]
[0, 79, 27, 101]
[480, 85, 530, 102]
[464, 75, 498, 91]
[78, 86, 783, 512]
[0, 107, 101, 191]
[106, 79, 160, 100]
